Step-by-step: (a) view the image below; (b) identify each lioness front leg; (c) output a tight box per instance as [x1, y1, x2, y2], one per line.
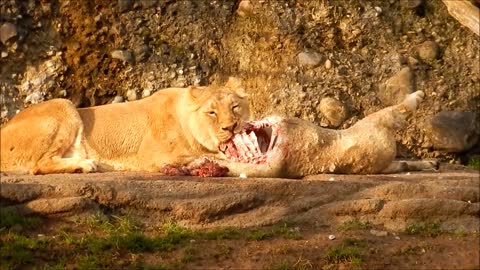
[381, 160, 439, 173]
[1, 99, 97, 175]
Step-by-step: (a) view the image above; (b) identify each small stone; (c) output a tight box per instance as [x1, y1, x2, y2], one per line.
[374, 6, 382, 15]
[328, 235, 336, 240]
[401, 0, 424, 9]
[112, 96, 124, 103]
[141, 89, 151, 98]
[380, 67, 414, 106]
[1, 51, 7, 58]
[370, 229, 388, 237]
[0, 22, 18, 44]
[126, 89, 138, 101]
[25, 92, 44, 104]
[298, 51, 324, 67]
[134, 44, 151, 62]
[328, 177, 335, 181]
[237, 0, 253, 17]
[395, 236, 401, 240]
[239, 173, 247, 178]
[318, 97, 348, 127]
[140, 0, 158, 9]
[111, 49, 134, 64]
[425, 111, 478, 152]
[416, 41, 441, 61]
[337, 66, 348, 76]
[325, 59, 332, 69]
[118, 0, 133, 12]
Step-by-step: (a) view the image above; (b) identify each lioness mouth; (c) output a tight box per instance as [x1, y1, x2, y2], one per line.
[219, 118, 280, 164]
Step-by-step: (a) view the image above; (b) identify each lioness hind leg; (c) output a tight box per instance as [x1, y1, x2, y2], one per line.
[358, 91, 425, 130]
[1, 99, 97, 175]
[30, 118, 97, 175]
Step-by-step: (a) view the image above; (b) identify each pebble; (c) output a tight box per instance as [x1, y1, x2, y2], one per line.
[111, 49, 134, 64]
[416, 40, 441, 61]
[318, 97, 348, 127]
[112, 96, 124, 103]
[370, 229, 388, 237]
[0, 22, 18, 44]
[374, 6, 382, 15]
[134, 44, 151, 63]
[328, 234, 336, 240]
[298, 51, 324, 67]
[1, 51, 7, 58]
[239, 173, 247, 178]
[25, 92, 44, 104]
[126, 89, 138, 101]
[118, 0, 133, 13]
[325, 59, 332, 69]
[237, 0, 253, 17]
[380, 67, 414, 106]
[140, 0, 158, 9]
[141, 89, 151, 98]
[401, 0, 424, 9]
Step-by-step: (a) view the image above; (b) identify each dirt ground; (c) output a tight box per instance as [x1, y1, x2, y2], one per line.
[1, 166, 479, 269]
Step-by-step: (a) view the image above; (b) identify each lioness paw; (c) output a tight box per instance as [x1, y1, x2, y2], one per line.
[403, 90, 425, 111]
[79, 159, 98, 173]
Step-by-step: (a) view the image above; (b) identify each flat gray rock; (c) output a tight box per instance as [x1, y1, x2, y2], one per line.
[1, 170, 478, 232]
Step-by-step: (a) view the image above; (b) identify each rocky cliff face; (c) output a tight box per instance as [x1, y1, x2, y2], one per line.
[1, 0, 478, 163]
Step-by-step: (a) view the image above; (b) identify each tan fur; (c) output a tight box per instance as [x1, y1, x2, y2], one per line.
[216, 91, 438, 178]
[0, 78, 249, 175]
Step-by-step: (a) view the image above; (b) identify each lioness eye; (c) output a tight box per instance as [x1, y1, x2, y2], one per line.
[208, 111, 216, 116]
[232, 105, 239, 110]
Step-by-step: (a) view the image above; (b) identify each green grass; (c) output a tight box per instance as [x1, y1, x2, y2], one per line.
[0, 232, 50, 269]
[199, 220, 301, 241]
[324, 238, 365, 266]
[405, 222, 442, 237]
[0, 209, 40, 233]
[467, 157, 480, 170]
[339, 219, 371, 231]
[248, 229, 275, 241]
[0, 212, 305, 269]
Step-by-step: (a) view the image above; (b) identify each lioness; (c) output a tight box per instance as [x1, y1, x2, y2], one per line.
[0, 78, 249, 175]
[214, 90, 438, 178]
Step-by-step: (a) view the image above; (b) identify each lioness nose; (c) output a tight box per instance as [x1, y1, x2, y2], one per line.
[222, 123, 237, 132]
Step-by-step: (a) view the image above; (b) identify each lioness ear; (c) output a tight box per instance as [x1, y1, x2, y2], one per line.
[187, 86, 203, 100]
[225, 77, 248, 98]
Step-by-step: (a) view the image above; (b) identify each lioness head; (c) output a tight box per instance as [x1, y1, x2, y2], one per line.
[186, 77, 250, 153]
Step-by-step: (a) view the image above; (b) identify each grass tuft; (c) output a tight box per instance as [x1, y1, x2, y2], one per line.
[467, 157, 480, 170]
[339, 219, 371, 231]
[0, 209, 40, 233]
[405, 222, 442, 237]
[324, 238, 364, 265]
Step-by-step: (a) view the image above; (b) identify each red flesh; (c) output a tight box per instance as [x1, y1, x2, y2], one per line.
[161, 160, 229, 177]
